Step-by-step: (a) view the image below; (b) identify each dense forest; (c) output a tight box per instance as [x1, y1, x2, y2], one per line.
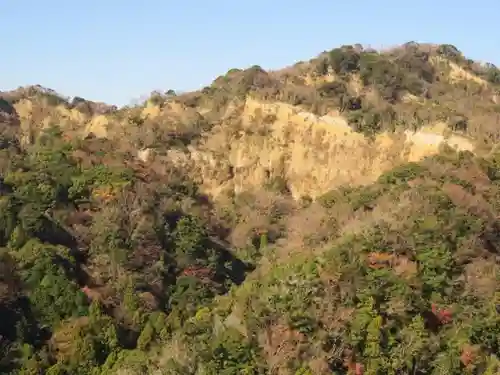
[0, 124, 256, 374]
[0, 42, 500, 374]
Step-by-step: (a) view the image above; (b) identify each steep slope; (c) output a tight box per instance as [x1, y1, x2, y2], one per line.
[145, 149, 500, 375]
[1, 42, 500, 375]
[145, 42, 499, 199]
[177, 98, 474, 199]
[10, 43, 500, 199]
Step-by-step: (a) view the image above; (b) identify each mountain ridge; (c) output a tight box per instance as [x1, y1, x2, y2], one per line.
[2, 42, 499, 200]
[1, 41, 500, 375]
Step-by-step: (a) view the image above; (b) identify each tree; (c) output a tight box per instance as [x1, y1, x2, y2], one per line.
[173, 216, 209, 267]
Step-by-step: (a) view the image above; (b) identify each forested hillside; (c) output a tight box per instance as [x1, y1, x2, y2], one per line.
[0, 42, 500, 374]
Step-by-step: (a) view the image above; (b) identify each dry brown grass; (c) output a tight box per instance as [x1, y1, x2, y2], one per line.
[229, 190, 294, 249]
[442, 183, 493, 219]
[286, 203, 337, 241]
[464, 259, 499, 298]
[259, 321, 307, 375]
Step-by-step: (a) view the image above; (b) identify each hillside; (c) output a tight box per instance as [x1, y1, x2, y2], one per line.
[0, 42, 500, 374]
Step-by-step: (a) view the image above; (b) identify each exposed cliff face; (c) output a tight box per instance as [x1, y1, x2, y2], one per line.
[165, 98, 474, 200]
[4, 43, 496, 202]
[2, 93, 477, 201]
[4, 43, 500, 375]
[431, 56, 489, 86]
[12, 99, 90, 145]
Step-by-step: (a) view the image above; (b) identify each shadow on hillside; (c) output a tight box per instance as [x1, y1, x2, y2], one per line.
[480, 221, 500, 254]
[162, 209, 254, 287]
[209, 235, 255, 285]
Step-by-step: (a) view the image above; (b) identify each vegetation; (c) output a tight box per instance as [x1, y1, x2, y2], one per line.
[0, 41, 500, 374]
[177, 42, 500, 140]
[0, 125, 253, 374]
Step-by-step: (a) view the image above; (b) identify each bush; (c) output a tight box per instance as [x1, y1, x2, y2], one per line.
[377, 162, 428, 185]
[328, 46, 361, 75]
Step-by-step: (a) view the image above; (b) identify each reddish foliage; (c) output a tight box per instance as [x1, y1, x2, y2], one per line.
[461, 349, 473, 367]
[460, 344, 479, 367]
[81, 286, 96, 300]
[343, 350, 364, 375]
[368, 252, 394, 269]
[81, 285, 90, 296]
[346, 361, 364, 375]
[431, 303, 453, 324]
[182, 266, 214, 282]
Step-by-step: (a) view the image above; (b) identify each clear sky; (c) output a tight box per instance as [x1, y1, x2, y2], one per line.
[1, 1, 498, 106]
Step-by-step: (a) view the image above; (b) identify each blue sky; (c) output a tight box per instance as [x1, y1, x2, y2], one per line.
[1, 1, 498, 106]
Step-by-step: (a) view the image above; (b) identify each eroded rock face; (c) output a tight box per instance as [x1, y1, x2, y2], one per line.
[5, 91, 475, 201]
[180, 98, 475, 200]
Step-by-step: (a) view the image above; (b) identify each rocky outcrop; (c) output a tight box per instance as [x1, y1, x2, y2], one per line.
[175, 98, 475, 200]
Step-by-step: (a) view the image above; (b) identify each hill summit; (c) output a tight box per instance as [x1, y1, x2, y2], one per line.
[0, 42, 500, 374]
